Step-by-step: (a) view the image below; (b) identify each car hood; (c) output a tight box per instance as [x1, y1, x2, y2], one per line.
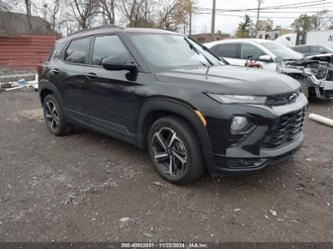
[307, 53, 333, 59]
[155, 65, 300, 96]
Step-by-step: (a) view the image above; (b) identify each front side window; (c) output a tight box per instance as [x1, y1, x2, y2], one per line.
[64, 37, 91, 64]
[92, 35, 131, 65]
[240, 43, 265, 60]
[214, 43, 240, 58]
[128, 34, 222, 71]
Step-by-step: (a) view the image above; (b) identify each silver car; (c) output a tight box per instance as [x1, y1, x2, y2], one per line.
[205, 39, 333, 99]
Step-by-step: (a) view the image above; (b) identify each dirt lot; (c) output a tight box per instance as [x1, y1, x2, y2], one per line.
[0, 90, 332, 242]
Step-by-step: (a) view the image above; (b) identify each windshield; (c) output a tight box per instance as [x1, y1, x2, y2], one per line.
[128, 34, 223, 71]
[261, 41, 304, 60]
[319, 45, 333, 53]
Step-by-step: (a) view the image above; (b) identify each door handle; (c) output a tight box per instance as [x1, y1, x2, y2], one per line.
[51, 69, 60, 74]
[86, 73, 97, 80]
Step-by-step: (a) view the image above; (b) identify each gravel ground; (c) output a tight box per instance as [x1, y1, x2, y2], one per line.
[0, 90, 332, 242]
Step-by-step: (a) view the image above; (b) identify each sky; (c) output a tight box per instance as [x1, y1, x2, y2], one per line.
[191, 0, 328, 34]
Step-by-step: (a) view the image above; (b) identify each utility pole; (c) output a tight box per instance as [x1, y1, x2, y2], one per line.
[256, 0, 264, 37]
[189, 0, 193, 35]
[211, 0, 216, 34]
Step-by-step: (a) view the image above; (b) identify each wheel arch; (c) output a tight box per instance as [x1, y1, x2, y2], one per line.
[136, 98, 216, 170]
[39, 80, 63, 106]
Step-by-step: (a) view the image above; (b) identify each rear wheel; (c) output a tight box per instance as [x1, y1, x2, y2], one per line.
[147, 116, 204, 185]
[43, 94, 70, 136]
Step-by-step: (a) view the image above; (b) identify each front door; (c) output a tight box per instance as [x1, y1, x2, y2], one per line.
[85, 34, 141, 139]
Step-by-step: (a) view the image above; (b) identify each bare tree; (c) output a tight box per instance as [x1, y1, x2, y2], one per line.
[42, 0, 64, 34]
[120, 0, 147, 27]
[68, 0, 98, 29]
[0, 0, 20, 11]
[24, 0, 33, 33]
[97, 0, 117, 25]
[157, 0, 192, 30]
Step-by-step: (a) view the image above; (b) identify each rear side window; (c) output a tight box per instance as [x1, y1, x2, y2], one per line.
[92, 35, 131, 65]
[294, 46, 309, 53]
[48, 41, 65, 61]
[240, 43, 265, 60]
[213, 43, 240, 58]
[64, 37, 91, 64]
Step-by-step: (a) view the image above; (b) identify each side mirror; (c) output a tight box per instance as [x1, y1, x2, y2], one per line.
[258, 55, 273, 63]
[102, 54, 137, 72]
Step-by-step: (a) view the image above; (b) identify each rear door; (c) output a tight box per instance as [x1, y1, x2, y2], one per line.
[212, 43, 243, 66]
[58, 36, 91, 123]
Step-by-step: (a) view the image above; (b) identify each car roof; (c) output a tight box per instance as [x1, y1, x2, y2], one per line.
[58, 25, 179, 43]
[204, 39, 275, 48]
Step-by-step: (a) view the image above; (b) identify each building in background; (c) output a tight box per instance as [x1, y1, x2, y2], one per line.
[0, 12, 58, 69]
[0, 11, 54, 35]
[256, 26, 293, 40]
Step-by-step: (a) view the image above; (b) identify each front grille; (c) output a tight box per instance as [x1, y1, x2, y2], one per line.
[228, 134, 247, 147]
[227, 158, 269, 169]
[266, 91, 300, 106]
[262, 108, 306, 149]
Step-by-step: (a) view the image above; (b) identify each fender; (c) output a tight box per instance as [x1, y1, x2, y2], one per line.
[136, 98, 216, 170]
[38, 80, 63, 107]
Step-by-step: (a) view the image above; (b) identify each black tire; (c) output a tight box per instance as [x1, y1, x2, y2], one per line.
[147, 116, 205, 185]
[43, 94, 70, 136]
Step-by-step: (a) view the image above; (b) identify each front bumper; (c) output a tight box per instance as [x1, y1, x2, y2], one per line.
[205, 93, 308, 175]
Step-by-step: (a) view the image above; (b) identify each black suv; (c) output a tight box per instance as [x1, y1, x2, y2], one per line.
[39, 26, 308, 184]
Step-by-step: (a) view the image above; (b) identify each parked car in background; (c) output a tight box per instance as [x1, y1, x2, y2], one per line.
[38, 26, 308, 184]
[205, 39, 333, 99]
[291, 45, 333, 57]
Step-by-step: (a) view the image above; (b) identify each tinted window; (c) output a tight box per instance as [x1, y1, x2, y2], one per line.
[310, 46, 320, 53]
[293, 46, 309, 53]
[92, 35, 131, 65]
[128, 34, 222, 70]
[240, 43, 265, 60]
[214, 43, 240, 58]
[49, 41, 65, 61]
[64, 37, 91, 64]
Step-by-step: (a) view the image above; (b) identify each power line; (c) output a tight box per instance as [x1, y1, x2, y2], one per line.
[194, 12, 313, 19]
[195, 0, 333, 12]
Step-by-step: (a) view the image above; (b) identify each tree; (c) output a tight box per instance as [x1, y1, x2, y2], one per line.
[291, 14, 316, 44]
[312, 10, 333, 31]
[156, 0, 192, 30]
[42, 0, 64, 34]
[68, 0, 98, 29]
[236, 15, 253, 38]
[96, 0, 117, 25]
[24, 0, 33, 33]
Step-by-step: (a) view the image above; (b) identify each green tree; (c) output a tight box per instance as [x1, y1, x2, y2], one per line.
[236, 15, 253, 38]
[291, 14, 316, 44]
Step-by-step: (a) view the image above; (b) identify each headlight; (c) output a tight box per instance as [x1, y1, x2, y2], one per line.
[208, 94, 267, 104]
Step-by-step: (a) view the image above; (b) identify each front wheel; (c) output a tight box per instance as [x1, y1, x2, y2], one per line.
[147, 116, 205, 185]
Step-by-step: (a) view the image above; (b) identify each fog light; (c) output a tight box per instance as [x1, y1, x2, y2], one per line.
[231, 116, 248, 133]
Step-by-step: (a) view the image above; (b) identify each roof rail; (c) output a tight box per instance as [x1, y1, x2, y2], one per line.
[68, 24, 123, 36]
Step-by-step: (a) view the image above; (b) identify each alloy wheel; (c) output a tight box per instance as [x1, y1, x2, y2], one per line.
[44, 100, 59, 131]
[151, 127, 188, 177]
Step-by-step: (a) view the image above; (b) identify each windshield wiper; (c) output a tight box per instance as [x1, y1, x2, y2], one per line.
[184, 38, 214, 67]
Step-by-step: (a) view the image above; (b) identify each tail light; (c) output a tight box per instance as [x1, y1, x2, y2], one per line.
[37, 64, 43, 81]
